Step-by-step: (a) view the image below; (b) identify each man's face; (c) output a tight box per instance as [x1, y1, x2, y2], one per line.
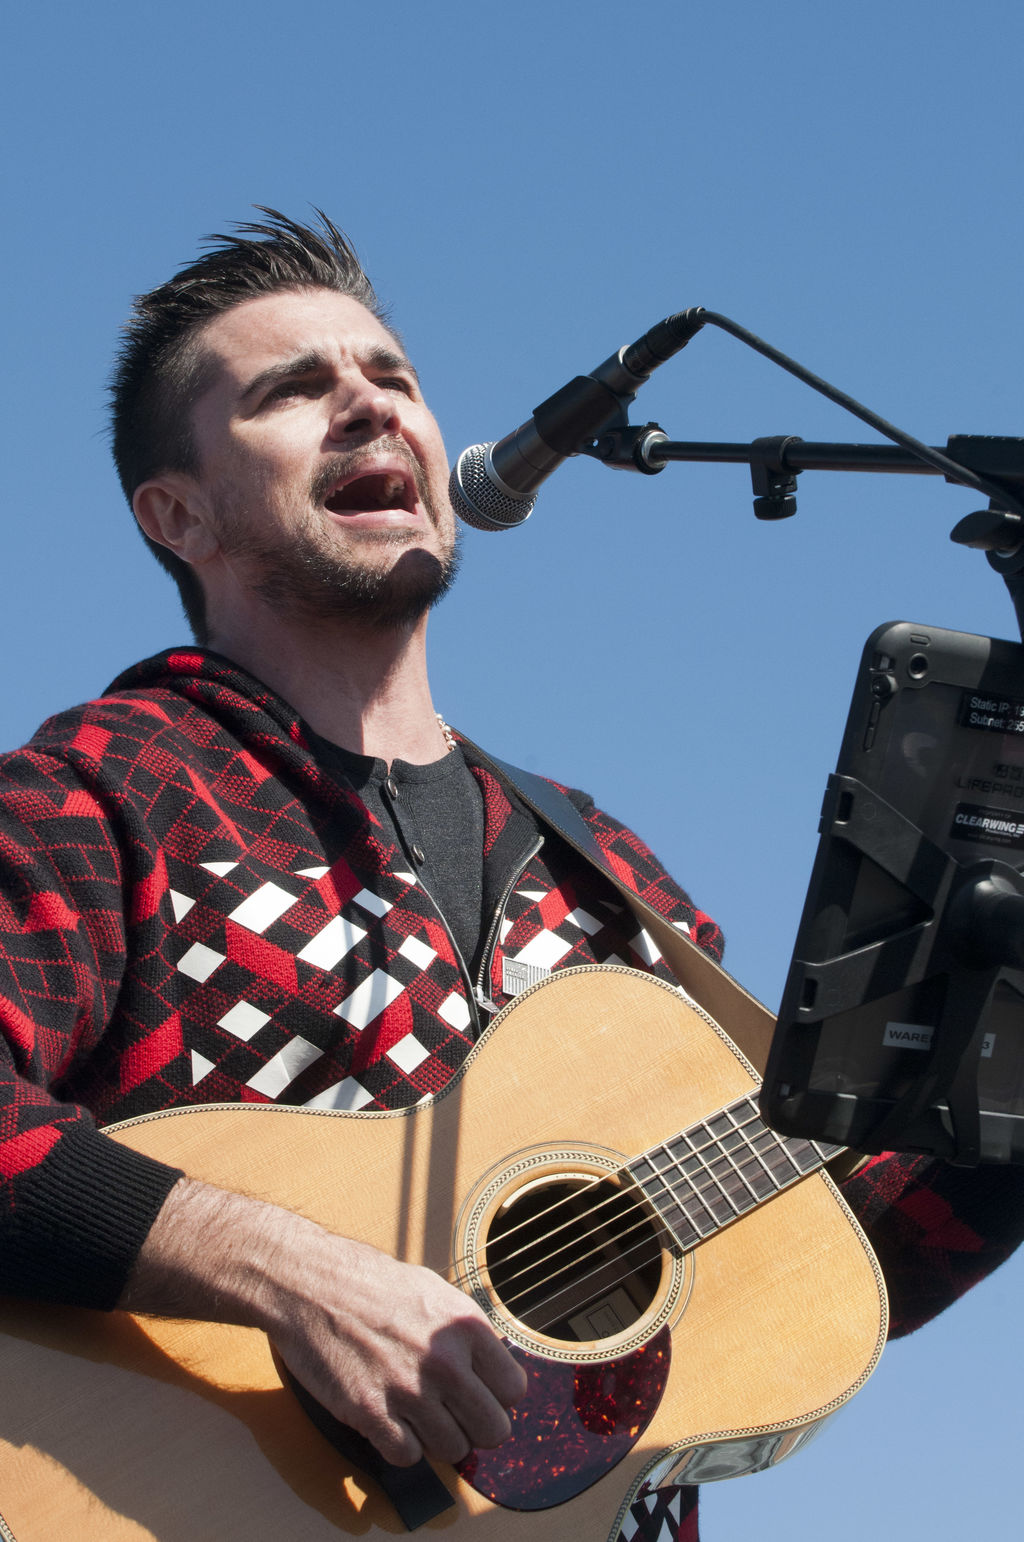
[185, 287, 459, 629]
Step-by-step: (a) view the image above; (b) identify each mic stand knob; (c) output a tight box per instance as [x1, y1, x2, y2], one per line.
[750, 436, 803, 520]
[949, 505, 1024, 565]
[584, 423, 668, 474]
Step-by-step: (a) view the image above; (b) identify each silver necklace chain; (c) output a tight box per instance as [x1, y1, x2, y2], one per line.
[436, 713, 457, 754]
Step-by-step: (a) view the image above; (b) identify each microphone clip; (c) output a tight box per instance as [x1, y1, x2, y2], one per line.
[582, 422, 669, 475]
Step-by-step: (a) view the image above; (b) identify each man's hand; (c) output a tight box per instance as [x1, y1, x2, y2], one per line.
[268, 1232, 526, 1466]
[120, 1177, 527, 1466]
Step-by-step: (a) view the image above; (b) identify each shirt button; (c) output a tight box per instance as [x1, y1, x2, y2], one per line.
[385, 775, 399, 799]
[412, 844, 426, 865]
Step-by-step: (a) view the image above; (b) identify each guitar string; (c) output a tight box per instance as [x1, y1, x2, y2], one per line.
[449, 1112, 825, 1307]
[453, 1096, 804, 1276]
[447, 1120, 731, 1298]
[450, 1098, 807, 1290]
[467, 1138, 796, 1326]
[449, 1104, 827, 1326]
[488, 1199, 678, 1325]
[475, 1138, 817, 1338]
[477, 1133, 825, 1336]
[492, 1218, 675, 1335]
[473, 1110, 780, 1291]
[451, 1094, 764, 1270]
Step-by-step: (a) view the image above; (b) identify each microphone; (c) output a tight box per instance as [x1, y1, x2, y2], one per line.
[449, 308, 706, 531]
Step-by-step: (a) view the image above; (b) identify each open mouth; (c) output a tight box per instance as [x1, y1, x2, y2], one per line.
[324, 471, 415, 515]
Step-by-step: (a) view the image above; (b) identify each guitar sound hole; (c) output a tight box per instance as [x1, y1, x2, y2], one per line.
[484, 1176, 662, 1343]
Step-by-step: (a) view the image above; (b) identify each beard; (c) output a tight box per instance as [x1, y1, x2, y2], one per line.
[249, 523, 461, 630]
[214, 444, 461, 631]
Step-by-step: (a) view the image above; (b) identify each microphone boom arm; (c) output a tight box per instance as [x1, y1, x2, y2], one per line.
[452, 304, 1024, 624]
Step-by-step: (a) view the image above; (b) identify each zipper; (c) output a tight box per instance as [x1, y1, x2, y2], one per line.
[411, 870, 486, 1038]
[474, 831, 544, 1018]
[385, 828, 543, 1039]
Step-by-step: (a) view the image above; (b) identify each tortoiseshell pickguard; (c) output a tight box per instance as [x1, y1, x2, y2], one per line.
[456, 1328, 670, 1510]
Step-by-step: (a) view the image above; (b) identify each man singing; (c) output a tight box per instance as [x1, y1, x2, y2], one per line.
[0, 210, 1021, 1542]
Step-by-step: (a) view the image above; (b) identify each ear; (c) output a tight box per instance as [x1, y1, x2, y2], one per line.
[133, 475, 221, 567]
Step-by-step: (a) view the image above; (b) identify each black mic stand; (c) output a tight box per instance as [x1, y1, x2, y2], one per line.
[572, 311, 1024, 1161]
[578, 307, 1024, 626]
[576, 311, 1024, 656]
[593, 423, 1024, 642]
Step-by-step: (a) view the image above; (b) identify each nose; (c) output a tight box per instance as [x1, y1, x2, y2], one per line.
[327, 378, 401, 444]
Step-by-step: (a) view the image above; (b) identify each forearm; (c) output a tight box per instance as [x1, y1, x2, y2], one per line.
[117, 1174, 320, 1328]
[117, 1175, 527, 1467]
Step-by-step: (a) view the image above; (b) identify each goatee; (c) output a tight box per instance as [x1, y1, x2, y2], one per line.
[252, 526, 461, 629]
[217, 443, 461, 630]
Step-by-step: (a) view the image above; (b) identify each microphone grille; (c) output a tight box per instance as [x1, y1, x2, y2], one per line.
[449, 444, 535, 532]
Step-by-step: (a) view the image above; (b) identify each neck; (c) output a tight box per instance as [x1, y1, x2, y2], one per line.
[205, 605, 450, 765]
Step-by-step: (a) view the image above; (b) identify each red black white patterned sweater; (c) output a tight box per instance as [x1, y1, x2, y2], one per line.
[0, 648, 1022, 1542]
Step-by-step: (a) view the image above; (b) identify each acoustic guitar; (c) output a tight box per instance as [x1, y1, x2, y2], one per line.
[0, 966, 886, 1541]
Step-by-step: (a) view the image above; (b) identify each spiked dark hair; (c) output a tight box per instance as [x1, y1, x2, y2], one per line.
[109, 207, 387, 639]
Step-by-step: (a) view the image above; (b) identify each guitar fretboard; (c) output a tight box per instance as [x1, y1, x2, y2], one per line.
[627, 1094, 840, 1250]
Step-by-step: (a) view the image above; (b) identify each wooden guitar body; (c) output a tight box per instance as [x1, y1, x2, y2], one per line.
[0, 967, 887, 1540]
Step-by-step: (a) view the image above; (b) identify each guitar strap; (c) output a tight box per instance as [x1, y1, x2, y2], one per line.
[460, 737, 778, 1075]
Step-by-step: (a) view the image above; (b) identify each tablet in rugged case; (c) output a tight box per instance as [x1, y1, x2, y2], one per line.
[760, 621, 1024, 1164]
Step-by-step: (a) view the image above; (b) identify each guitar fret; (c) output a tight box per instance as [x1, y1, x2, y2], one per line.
[675, 1125, 742, 1225]
[628, 1156, 707, 1249]
[762, 1137, 802, 1181]
[783, 1138, 822, 1176]
[701, 1176, 742, 1226]
[630, 1092, 833, 1249]
[729, 1098, 800, 1193]
[746, 1125, 785, 1191]
[649, 1130, 737, 1238]
[726, 1143, 774, 1204]
[751, 1129, 797, 1187]
[659, 1144, 723, 1233]
[714, 1107, 766, 1209]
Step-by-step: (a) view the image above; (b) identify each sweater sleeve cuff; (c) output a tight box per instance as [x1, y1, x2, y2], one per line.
[3, 1121, 183, 1309]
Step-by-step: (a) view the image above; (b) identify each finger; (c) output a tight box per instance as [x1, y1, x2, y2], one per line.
[362, 1412, 424, 1469]
[440, 1347, 521, 1450]
[401, 1401, 473, 1466]
[441, 1384, 512, 1452]
[406, 1329, 516, 1455]
[273, 1346, 427, 1470]
[471, 1330, 529, 1407]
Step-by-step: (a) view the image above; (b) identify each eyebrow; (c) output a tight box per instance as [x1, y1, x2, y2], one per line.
[239, 345, 420, 403]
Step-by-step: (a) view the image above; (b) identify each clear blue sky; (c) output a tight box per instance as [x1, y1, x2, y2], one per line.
[3, 1, 1023, 1535]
